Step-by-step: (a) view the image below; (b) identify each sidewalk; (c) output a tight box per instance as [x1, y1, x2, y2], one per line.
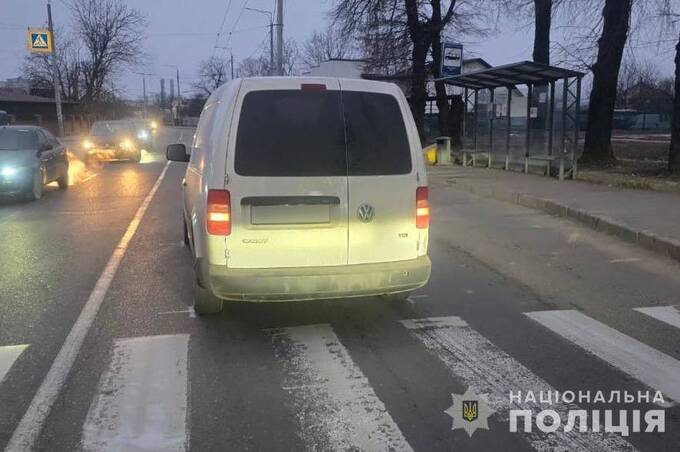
[428, 165, 680, 262]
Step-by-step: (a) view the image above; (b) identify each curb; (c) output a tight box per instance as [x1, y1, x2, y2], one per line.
[450, 180, 680, 264]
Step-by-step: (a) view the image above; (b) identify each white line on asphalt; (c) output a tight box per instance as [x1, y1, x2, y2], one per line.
[609, 257, 642, 264]
[525, 310, 680, 403]
[401, 316, 635, 452]
[79, 173, 98, 184]
[0, 345, 29, 385]
[634, 306, 680, 330]
[269, 323, 414, 452]
[158, 307, 197, 318]
[6, 162, 170, 452]
[82, 334, 189, 452]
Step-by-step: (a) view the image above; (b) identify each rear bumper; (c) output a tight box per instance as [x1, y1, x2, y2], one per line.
[200, 255, 431, 302]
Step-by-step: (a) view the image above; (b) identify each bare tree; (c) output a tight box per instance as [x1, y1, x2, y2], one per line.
[238, 39, 300, 77]
[71, 0, 146, 102]
[581, 0, 634, 165]
[302, 27, 350, 69]
[334, 0, 489, 140]
[22, 30, 83, 102]
[195, 56, 230, 95]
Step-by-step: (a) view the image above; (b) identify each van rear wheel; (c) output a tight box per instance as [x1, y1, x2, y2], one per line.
[381, 291, 412, 302]
[193, 279, 223, 315]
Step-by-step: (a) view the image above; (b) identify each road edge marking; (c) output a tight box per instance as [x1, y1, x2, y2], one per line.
[6, 161, 171, 452]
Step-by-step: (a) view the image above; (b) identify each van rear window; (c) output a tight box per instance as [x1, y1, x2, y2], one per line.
[234, 90, 346, 176]
[342, 92, 412, 175]
[234, 89, 412, 177]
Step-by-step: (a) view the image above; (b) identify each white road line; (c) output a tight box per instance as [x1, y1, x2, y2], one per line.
[401, 316, 635, 452]
[609, 257, 641, 264]
[6, 162, 170, 451]
[525, 310, 680, 403]
[0, 345, 29, 385]
[82, 334, 189, 452]
[269, 324, 413, 452]
[634, 306, 680, 330]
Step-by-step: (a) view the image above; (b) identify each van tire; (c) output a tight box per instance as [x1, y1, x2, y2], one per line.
[193, 279, 223, 315]
[183, 220, 191, 248]
[382, 291, 412, 302]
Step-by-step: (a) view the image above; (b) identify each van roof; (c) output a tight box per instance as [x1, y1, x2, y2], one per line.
[211, 77, 401, 101]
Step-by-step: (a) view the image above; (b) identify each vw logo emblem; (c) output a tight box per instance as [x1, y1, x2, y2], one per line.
[357, 203, 375, 223]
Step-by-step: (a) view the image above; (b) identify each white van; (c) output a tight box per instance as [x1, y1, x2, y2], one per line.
[167, 77, 431, 314]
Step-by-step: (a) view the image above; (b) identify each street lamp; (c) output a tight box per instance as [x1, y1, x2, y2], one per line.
[245, 7, 274, 76]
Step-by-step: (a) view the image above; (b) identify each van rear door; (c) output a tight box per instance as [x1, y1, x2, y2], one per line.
[340, 80, 420, 264]
[226, 79, 349, 269]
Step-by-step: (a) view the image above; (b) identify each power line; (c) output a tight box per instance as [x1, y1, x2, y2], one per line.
[212, 0, 233, 55]
[221, 0, 250, 53]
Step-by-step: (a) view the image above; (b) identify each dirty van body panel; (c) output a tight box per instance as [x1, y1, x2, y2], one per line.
[225, 78, 350, 269]
[339, 79, 426, 265]
[186, 80, 241, 265]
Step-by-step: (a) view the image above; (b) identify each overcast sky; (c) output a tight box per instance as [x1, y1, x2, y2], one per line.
[1, 0, 675, 99]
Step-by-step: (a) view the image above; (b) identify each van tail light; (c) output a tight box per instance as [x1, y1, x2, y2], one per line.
[207, 189, 231, 235]
[416, 186, 429, 229]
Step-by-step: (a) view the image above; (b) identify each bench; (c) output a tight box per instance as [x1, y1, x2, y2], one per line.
[524, 154, 577, 181]
[460, 149, 491, 168]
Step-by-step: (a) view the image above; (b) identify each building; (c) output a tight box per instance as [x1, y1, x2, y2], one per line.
[0, 88, 80, 135]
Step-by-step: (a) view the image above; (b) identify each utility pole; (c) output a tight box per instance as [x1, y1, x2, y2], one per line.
[245, 7, 274, 75]
[231, 52, 234, 79]
[142, 75, 147, 119]
[275, 0, 283, 76]
[46, 0, 64, 137]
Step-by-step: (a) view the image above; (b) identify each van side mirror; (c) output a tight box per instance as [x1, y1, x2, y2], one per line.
[39, 143, 53, 152]
[167, 143, 189, 162]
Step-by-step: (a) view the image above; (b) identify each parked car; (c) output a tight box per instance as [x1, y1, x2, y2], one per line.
[0, 125, 69, 201]
[0, 110, 10, 126]
[167, 77, 431, 314]
[82, 120, 141, 163]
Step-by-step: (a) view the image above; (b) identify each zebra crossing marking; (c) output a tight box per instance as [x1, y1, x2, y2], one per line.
[401, 316, 635, 451]
[634, 305, 680, 330]
[81, 334, 189, 452]
[269, 323, 414, 452]
[0, 344, 29, 384]
[525, 309, 680, 403]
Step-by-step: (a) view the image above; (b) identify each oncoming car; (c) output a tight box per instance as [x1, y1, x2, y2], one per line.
[0, 125, 69, 201]
[82, 120, 141, 163]
[167, 77, 431, 314]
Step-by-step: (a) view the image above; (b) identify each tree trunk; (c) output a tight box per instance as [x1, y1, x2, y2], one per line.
[533, 0, 551, 65]
[449, 94, 464, 148]
[670, 32, 680, 172]
[581, 0, 633, 166]
[410, 41, 429, 142]
[405, 0, 428, 141]
[430, 0, 451, 138]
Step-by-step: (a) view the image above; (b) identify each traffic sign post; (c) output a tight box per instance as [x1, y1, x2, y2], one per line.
[27, 28, 53, 54]
[441, 43, 463, 78]
[26, 1, 64, 137]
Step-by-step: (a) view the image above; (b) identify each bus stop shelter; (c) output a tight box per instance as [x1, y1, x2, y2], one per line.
[440, 61, 585, 180]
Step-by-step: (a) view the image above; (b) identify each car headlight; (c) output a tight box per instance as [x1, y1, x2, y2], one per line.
[150, 121, 158, 130]
[1, 166, 19, 177]
[120, 139, 132, 149]
[82, 139, 93, 150]
[137, 130, 149, 140]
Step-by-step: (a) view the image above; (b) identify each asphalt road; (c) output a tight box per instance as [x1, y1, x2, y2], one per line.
[0, 128, 678, 451]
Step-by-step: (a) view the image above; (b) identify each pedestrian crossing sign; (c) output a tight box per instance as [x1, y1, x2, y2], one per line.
[27, 28, 53, 54]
